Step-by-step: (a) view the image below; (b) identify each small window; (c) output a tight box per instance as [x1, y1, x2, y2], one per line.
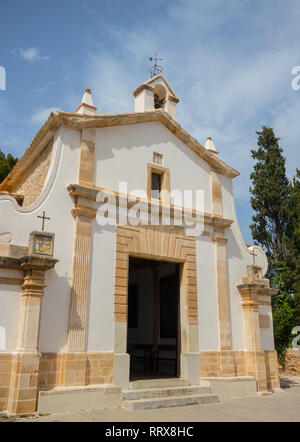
[147, 164, 170, 204]
[151, 173, 161, 199]
[153, 152, 163, 165]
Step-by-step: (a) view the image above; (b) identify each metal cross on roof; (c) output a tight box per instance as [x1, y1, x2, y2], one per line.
[38, 211, 50, 231]
[149, 53, 163, 78]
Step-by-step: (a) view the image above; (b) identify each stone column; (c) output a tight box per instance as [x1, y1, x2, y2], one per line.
[7, 256, 57, 415]
[238, 266, 268, 392]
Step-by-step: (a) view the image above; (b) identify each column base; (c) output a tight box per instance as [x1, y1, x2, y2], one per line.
[181, 353, 200, 385]
[7, 352, 40, 415]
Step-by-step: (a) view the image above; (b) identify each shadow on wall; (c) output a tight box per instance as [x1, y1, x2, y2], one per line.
[39, 268, 72, 353]
[85, 223, 116, 351]
[226, 226, 244, 262]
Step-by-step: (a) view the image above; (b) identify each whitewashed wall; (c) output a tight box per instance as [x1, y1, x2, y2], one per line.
[0, 117, 275, 356]
[196, 236, 220, 350]
[259, 305, 275, 351]
[0, 269, 23, 352]
[94, 121, 212, 214]
[0, 128, 81, 353]
[86, 224, 116, 352]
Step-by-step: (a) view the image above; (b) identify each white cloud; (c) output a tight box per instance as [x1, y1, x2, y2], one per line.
[19, 47, 50, 62]
[30, 107, 59, 125]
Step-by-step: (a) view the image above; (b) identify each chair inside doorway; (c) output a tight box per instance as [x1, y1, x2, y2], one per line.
[127, 257, 181, 381]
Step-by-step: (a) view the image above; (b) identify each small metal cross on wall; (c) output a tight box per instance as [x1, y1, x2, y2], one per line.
[249, 249, 257, 265]
[37, 211, 50, 231]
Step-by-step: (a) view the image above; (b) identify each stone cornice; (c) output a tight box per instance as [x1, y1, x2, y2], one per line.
[237, 283, 265, 293]
[132, 84, 154, 97]
[0, 255, 58, 271]
[237, 282, 278, 306]
[0, 110, 239, 191]
[67, 183, 234, 230]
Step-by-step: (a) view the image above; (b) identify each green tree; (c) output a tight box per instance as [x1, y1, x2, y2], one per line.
[271, 261, 296, 363]
[250, 127, 290, 264]
[0, 149, 18, 183]
[249, 127, 297, 362]
[287, 170, 300, 325]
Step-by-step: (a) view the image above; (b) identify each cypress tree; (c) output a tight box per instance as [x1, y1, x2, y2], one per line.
[250, 127, 290, 264]
[249, 127, 295, 361]
[287, 170, 300, 325]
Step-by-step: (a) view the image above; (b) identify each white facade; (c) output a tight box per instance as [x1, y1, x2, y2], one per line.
[0, 74, 280, 416]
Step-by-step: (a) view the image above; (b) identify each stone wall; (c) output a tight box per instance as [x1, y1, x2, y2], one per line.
[0, 354, 12, 412]
[199, 350, 280, 391]
[282, 349, 300, 375]
[38, 352, 114, 390]
[199, 351, 246, 377]
[12, 140, 53, 207]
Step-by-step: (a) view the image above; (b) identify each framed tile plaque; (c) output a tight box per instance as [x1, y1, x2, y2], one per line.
[29, 231, 54, 258]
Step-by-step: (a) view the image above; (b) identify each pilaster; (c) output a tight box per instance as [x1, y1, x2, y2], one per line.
[211, 168, 233, 366]
[78, 128, 96, 187]
[212, 231, 232, 356]
[66, 205, 96, 352]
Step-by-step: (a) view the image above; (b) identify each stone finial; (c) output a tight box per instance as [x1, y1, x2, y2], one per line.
[76, 88, 98, 115]
[205, 137, 219, 155]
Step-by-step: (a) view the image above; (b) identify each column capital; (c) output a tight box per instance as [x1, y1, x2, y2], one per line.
[211, 232, 228, 243]
[71, 204, 97, 219]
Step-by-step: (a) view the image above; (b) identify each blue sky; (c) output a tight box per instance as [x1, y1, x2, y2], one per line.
[0, 0, 300, 243]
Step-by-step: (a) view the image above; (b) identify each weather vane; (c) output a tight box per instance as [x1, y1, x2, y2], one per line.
[149, 53, 163, 78]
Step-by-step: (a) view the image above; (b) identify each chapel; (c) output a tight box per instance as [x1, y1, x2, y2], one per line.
[0, 73, 280, 415]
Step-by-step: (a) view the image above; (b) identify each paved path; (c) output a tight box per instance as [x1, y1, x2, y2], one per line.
[1, 376, 300, 423]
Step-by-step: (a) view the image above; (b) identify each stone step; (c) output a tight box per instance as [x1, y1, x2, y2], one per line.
[129, 378, 189, 390]
[122, 385, 211, 401]
[121, 393, 219, 410]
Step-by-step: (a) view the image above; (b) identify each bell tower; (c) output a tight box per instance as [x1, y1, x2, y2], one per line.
[133, 73, 179, 120]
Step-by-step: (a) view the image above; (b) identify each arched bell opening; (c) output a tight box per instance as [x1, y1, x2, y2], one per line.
[154, 84, 167, 110]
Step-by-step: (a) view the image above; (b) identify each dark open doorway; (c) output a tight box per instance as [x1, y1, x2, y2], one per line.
[127, 257, 181, 381]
